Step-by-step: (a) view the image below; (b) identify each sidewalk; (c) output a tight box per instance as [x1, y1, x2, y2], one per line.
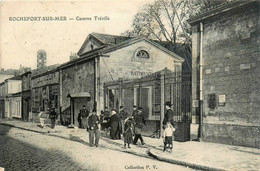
[1, 119, 259, 171]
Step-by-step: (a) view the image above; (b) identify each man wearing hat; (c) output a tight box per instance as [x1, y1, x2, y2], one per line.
[133, 107, 146, 145]
[104, 106, 110, 117]
[163, 101, 175, 128]
[110, 109, 120, 139]
[88, 109, 100, 147]
[132, 105, 138, 116]
[79, 105, 89, 128]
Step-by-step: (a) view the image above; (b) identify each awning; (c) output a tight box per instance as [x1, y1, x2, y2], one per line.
[67, 92, 91, 98]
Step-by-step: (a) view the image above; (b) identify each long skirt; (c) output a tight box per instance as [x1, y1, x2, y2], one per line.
[124, 128, 133, 144]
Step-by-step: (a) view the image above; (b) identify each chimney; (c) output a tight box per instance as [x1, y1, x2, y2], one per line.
[70, 52, 79, 61]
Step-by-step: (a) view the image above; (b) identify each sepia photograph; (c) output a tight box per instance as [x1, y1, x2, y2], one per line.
[0, 0, 259, 170]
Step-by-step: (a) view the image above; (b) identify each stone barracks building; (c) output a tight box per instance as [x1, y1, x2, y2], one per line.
[59, 33, 185, 128]
[188, 0, 260, 148]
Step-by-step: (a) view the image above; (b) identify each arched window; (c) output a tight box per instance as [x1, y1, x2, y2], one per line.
[136, 50, 149, 58]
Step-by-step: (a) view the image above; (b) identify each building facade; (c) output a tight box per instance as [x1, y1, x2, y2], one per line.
[59, 33, 184, 128]
[188, 0, 260, 148]
[21, 71, 32, 121]
[31, 66, 60, 121]
[0, 76, 22, 119]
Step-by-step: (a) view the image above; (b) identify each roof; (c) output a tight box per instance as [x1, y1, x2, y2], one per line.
[67, 92, 91, 98]
[187, 0, 259, 24]
[77, 32, 133, 56]
[62, 35, 185, 69]
[5, 75, 22, 81]
[59, 46, 106, 69]
[91, 32, 133, 45]
[100, 37, 185, 62]
[31, 64, 60, 78]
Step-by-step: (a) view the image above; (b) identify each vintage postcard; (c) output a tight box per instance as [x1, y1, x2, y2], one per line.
[0, 0, 259, 171]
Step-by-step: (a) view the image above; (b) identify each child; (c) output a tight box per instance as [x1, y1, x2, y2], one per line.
[162, 122, 175, 152]
[123, 116, 134, 148]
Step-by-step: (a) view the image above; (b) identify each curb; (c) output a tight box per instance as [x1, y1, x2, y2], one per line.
[0, 122, 49, 134]
[1, 122, 153, 160]
[0, 122, 227, 171]
[148, 149, 226, 171]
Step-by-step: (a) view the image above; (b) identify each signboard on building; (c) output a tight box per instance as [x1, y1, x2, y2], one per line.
[32, 72, 59, 88]
[218, 94, 226, 106]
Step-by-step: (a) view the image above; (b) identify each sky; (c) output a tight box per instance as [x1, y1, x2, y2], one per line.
[0, 0, 152, 69]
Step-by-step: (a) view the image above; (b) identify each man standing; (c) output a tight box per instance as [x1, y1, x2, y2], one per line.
[133, 107, 146, 145]
[104, 106, 110, 117]
[49, 108, 58, 129]
[78, 110, 83, 128]
[79, 105, 89, 128]
[110, 109, 120, 139]
[132, 105, 138, 116]
[88, 109, 100, 147]
[163, 102, 174, 128]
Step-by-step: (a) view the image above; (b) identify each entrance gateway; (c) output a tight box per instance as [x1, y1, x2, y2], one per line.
[104, 70, 191, 140]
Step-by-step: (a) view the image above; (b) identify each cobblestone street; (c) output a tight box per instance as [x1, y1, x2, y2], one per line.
[0, 125, 194, 171]
[0, 125, 84, 171]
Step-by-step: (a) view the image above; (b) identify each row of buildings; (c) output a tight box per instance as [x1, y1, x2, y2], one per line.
[0, 0, 259, 148]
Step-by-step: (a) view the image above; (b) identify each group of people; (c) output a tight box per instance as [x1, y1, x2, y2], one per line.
[78, 101, 176, 152]
[108, 105, 146, 148]
[40, 101, 176, 152]
[77, 106, 101, 147]
[38, 107, 58, 129]
[162, 101, 176, 153]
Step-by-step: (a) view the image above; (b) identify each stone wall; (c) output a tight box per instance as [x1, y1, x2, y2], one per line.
[60, 59, 95, 125]
[198, 5, 260, 148]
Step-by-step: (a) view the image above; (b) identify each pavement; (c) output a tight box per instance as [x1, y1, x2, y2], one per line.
[1, 119, 260, 171]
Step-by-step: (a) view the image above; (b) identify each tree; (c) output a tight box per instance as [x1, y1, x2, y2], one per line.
[123, 0, 231, 72]
[123, 0, 231, 45]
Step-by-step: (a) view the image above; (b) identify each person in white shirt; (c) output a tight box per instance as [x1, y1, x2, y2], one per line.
[162, 121, 175, 152]
[38, 108, 45, 128]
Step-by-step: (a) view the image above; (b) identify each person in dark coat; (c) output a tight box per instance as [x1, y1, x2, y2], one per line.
[88, 109, 100, 147]
[104, 106, 110, 117]
[49, 108, 58, 129]
[78, 110, 83, 128]
[110, 109, 120, 139]
[133, 107, 146, 145]
[163, 101, 175, 129]
[132, 105, 138, 116]
[100, 110, 104, 126]
[101, 107, 111, 131]
[79, 105, 89, 129]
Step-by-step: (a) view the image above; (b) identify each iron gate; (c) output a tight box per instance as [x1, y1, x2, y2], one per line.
[103, 70, 191, 140]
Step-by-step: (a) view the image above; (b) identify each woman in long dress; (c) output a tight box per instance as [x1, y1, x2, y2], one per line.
[123, 116, 134, 148]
